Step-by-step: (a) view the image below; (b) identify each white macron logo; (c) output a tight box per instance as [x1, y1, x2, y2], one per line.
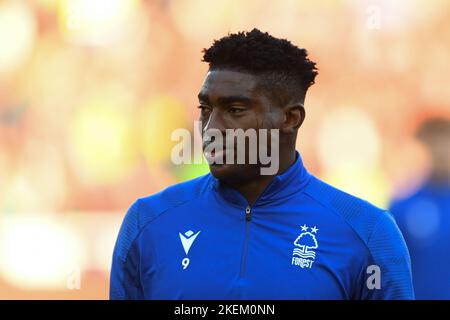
[292, 224, 319, 269]
[179, 230, 201, 270]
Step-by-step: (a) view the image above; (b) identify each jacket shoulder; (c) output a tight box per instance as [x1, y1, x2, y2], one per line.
[303, 175, 387, 244]
[114, 174, 213, 262]
[138, 173, 213, 222]
[303, 176, 413, 299]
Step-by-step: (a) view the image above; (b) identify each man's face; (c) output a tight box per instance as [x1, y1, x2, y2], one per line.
[197, 69, 282, 184]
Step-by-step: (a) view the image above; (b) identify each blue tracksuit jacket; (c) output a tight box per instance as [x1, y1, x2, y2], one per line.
[110, 152, 414, 299]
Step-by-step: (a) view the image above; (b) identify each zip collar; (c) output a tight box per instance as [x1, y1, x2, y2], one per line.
[212, 151, 311, 207]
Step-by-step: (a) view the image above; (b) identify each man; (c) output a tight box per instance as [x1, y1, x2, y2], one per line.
[390, 117, 450, 299]
[110, 29, 414, 299]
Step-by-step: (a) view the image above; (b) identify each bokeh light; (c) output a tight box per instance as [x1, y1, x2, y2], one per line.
[0, 1, 36, 74]
[0, 215, 86, 289]
[67, 87, 138, 185]
[0, 0, 449, 299]
[316, 106, 387, 206]
[140, 96, 189, 167]
[317, 106, 381, 172]
[58, 0, 140, 45]
[0, 143, 67, 213]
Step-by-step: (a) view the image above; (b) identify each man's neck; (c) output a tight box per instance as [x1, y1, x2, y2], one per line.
[230, 150, 297, 206]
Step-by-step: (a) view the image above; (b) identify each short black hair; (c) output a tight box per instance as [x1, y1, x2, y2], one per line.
[202, 28, 318, 107]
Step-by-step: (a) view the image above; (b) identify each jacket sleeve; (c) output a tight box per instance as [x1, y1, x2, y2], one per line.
[109, 200, 145, 300]
[361, 210, 415, 300]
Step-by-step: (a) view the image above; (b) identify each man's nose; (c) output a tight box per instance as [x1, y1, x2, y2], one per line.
[203, 110, 226, 133]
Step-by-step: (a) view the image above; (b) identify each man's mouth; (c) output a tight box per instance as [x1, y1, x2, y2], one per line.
[203, 147, 226, 163]
[202, 141, 229, 163]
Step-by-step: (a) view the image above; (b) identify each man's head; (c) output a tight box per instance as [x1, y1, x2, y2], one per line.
[198, 28, 318, 184]
[416, 116, 450, 182]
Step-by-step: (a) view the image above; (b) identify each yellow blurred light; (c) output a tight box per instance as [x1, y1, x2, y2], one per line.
[0, 216, 86, 289]
[68, 91, 138, 184]
[58, 0, 140, 45]
[140, 96, 188, 166]
[316, 106, 387, 207]
[0, 1, 36, 74]
[317, 106, 381, 172]
[35, 0, 58, 10]
[321, 166, 391, 208]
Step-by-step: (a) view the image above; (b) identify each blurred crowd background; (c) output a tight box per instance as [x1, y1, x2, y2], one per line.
[0, 0, 449, 299]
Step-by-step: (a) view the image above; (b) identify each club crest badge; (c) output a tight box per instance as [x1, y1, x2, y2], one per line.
[292, 224, 319, 269]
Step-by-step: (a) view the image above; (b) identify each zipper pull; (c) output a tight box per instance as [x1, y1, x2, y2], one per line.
[245, 206, 251, 221]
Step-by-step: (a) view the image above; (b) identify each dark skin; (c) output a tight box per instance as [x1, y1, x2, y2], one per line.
[198, 69, 306, 205]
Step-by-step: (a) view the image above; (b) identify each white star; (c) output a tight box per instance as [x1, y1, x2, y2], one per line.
[301, 224, 308, 232]
[311, 226, 319, 233]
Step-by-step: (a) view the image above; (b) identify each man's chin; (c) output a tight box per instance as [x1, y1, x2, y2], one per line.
[208, 162, 233, 180]
[208, 163, 258, 184]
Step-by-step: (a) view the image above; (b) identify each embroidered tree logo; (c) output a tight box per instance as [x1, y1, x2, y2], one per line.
[294, 232, 318, 253]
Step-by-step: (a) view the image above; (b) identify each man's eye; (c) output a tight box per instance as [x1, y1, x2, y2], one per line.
[229, 107, 245, 114]
[198, 105, 211, 113]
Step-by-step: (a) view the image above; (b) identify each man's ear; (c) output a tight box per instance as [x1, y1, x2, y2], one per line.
[281, 103, 305, 134]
